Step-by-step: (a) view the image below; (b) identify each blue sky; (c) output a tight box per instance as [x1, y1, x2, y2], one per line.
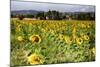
[11, 1, 95, 12]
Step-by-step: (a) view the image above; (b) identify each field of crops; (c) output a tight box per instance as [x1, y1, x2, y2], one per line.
[11, 19, 95, 66]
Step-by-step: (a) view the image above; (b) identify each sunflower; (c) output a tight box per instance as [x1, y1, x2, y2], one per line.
[80, 33, 84, 37]
[29, 22, 33, 26]
[27, 54, 44, 65]
[29, 35, 41, 43]
[72, 27, 76, 34]
[16, 24, 21, 32]
[81, 23, 86, 28]
[41, 28, 46, 32]
[50, 30, 55, 35]
[17, 24, 21, 28]
[83, 35, 89, 40]
[92, 47, 95, 55]
[87, 23, 91, 28]
[58, 34, 64, 40]
[76, 37, 83, 45]
[17, 36, 23, 41]
[64, 36, 73, 45]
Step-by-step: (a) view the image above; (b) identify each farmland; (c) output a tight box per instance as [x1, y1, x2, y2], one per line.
[11, 19, 95, 66]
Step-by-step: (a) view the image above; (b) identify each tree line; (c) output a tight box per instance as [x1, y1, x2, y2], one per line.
[11, 10, 95, 20]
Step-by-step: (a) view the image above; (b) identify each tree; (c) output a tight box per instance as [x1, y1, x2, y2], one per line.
[18, 15, 24, 20]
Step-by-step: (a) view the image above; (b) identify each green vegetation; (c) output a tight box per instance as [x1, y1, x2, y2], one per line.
[11, 19, 95, 66]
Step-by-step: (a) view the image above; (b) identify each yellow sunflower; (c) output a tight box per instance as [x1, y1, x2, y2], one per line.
[27, 54, 44, 65]
[92, 47, 96, 55]
[87, 23, 91, 28]
[29, 35, 41, 43]
[16, 24, 21, 32]
[50, 30, 55, 35]
[41, 28, 46, 32]
[80, 33, 84, 37]
[81, 23, 86, 28]
[76, 37, 83, 45]
[64, 36, 73, 45]
[17, 36, 23, 41]
[59, 34, 65, 40]
[83, 35, 89, 40]
[72, 27, 76, 34]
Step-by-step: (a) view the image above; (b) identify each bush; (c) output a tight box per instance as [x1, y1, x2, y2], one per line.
[18, 15, 24, 20]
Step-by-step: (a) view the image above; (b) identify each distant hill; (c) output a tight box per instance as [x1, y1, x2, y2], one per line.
[11, 10, 95, 15]
[11, 10, 44, 15]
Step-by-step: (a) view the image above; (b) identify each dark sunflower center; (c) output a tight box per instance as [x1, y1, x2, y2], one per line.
[87, 33, 90, 35]
[35, 58, 39, 61]
[79, 40, 82, 42]
[34, 36, 39, 42]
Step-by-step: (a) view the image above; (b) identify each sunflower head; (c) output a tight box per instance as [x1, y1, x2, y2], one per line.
[17, 36, 23, 41]
[87, 23, 91, 28]
[72, 27, 76, 34]
[50, 30, 55, 35]
[81, 23, 86, 28]
[29, 35, 41, 43]
[92, 47, 96, 55]
[59, 34, 65, 40]
[27, 53, 44, 65]
[41, 28, 46, 32]
[80, 33, 84, 37]
[76, 37, 83, 45]
[16, 24, 21, 32]
[83, 35, 89, 40]
[64, 36, 73, 45]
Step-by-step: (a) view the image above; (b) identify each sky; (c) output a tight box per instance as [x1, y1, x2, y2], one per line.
[11, 1, 95, 12]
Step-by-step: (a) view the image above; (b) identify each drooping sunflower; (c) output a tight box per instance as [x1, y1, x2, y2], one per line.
[17, 36, 23, 41]
[76, 37, 83, 45]
[29, 35, 41, 43]
[27, 53, 44, 65]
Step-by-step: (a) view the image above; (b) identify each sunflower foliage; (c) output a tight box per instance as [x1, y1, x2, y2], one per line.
[11, 19, 95, 66]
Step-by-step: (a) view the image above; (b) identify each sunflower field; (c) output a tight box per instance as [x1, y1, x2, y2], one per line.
[11, 19, 95, 66]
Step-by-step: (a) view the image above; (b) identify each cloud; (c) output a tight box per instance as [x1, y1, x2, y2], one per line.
[11, 1, 95, 12]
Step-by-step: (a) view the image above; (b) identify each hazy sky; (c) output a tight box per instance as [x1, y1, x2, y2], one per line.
[11, 1, 95, 12]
